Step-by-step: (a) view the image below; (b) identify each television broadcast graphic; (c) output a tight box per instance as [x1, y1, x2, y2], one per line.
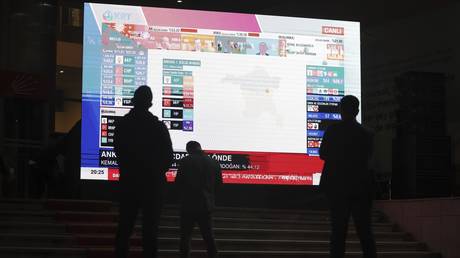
[81, 3, 361, 185]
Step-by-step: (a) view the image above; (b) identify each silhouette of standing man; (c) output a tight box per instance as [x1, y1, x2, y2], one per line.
[114, 85, 173, 258]
[319, 95, 377, 258]
[175, 141, 222, 258]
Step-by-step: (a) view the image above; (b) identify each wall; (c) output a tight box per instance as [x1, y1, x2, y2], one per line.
[362, 3, 460, 192]
[376, 198, 460, 258]
[55, 41, 82, 133]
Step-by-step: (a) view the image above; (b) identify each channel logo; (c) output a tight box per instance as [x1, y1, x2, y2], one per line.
[102, 10, 132, 22]
[102, 10, 113, 21]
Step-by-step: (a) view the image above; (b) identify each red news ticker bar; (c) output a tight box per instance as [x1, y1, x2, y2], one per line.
[248, 32, 259, 37]
[108, 168, 119, 181]
[181, 28, 197, 33]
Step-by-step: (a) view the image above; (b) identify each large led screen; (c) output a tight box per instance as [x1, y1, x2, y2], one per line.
[81, 3, 361, 185]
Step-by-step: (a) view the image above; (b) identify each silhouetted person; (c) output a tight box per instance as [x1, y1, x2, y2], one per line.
[175, 141, 222, 258]
[114, 85, 173, 258]
[62, 119, 81, 198]
[0, 152, 7, 198]
[30, 133, 65, 198]
[319, 95, 377, 258]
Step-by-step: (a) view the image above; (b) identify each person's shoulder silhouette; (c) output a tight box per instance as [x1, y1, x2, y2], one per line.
[114, 85, 173, 186]
[176, 141, 222, 213]
[319, 95, 373, 194]
[319, 95, 377, 258]
[175, 141, 221, 258]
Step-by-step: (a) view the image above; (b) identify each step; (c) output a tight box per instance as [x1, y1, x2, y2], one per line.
[0, 201, 45, 211]
[0, 222, 67, 234]
[0, 199, 385, 222]
[0, 233, 425, 252]
[160, 227, 409, 242]
[0, 247, 440, 258]
[158, 215, 394, 232]
[0, 210, 56, 223]
[67, 224, 410, 241]
[0, 199, 384, 220]
[55, 211, 386, 227]
[73, 234, 425, 252]
[0, 198, 113, 212]
[161, 206, 385, 222]
[0, 210, 392, 234]
[0, 233, 426, 251]
[0, 246, 87, 258]
[87, 248, 441, 258]
[45, 199, 114, 212]
[0, 233, 75, 247]
[163, 204, 383, 216]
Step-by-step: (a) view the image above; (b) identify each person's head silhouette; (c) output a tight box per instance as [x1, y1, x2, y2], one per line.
[186, 141, 203, 155]
[339, 95, 359, 121]
[132, 85, 152, 110]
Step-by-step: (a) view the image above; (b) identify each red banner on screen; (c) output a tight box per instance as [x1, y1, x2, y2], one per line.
[166, 150, 323, 185]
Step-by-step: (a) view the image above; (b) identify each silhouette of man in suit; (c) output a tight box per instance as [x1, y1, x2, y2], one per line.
[175, 141, 222, 258]
[114, 85, 173, 258]
[319, 95, 377, 258]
